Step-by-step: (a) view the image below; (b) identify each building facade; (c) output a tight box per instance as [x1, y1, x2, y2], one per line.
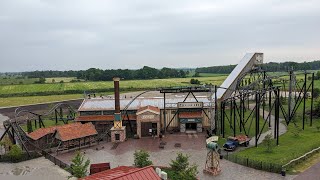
[76, 96, 213, 138]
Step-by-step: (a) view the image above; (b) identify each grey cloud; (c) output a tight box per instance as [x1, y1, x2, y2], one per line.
[0, 0, 320, 72]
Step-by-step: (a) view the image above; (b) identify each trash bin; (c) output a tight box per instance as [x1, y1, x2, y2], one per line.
[281, 170, 286, 176]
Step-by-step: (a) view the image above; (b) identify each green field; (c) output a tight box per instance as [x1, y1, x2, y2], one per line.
[0, 76, 227, 97]
[20, 119, 70, 132]
[0, 76, 38, 85]
[0, 94, 85, 107]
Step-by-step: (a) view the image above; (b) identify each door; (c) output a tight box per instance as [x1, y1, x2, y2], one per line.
[186, 123, 197, 130]
[152, 123, 157, 136]
[141, 122, 152, 137]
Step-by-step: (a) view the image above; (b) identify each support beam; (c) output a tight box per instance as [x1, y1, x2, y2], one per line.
[163, 93, 166, 133]
[276, 88, 280, 145]
[310, 73, 314, 126]
[255, 92, 260, 147]
[303, 73, 307, 130]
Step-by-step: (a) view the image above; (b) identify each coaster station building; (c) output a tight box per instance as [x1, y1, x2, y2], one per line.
[76, 93, 213, 138]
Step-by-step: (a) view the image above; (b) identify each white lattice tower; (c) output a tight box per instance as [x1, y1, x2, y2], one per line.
[203, 149, 221, 176]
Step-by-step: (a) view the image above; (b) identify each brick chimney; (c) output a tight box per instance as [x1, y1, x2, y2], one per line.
[110, 77, 126, 143]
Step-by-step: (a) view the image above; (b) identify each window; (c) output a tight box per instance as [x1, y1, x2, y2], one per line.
[80, 111, 102, 116]
[103, 111, 115, 115]
[115, 134, 120, 141]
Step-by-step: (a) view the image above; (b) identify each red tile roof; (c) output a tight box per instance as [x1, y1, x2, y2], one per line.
[56, 122, 98, 142]
[81, 166, 160, 180]
[28, 122, 98, 141]
[137, 106, 160, 115]
[179, 111, 202, 118]
[27, 126, 57, 140]
[75, 115, 137, 122]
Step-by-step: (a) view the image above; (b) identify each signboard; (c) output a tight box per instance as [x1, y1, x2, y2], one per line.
[178, 102, 203, 109]
[180, 118, 202, 123]
[141, 115, 155, 120]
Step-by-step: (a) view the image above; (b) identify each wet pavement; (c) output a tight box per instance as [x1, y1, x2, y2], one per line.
[57, 133, 295, 180]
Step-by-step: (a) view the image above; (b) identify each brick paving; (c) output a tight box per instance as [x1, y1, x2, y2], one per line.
[57, 133, 296, 180]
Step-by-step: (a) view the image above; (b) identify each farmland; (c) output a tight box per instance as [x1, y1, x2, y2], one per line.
[0, 76, 227, 97]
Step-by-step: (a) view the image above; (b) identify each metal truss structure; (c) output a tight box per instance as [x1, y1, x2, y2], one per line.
[0, 103, 76, 156]
[217, 69, 315, 146]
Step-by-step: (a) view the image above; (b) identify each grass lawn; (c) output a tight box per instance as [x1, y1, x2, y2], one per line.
[216, 110, 269, 147]
[20, 119, 73, 132]
[234, 118, 320, 168]
[0, 94, 85, 107]
[288, 151, 320, 174]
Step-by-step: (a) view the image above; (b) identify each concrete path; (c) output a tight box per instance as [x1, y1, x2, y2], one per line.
[0, 113, 9, 138]
[248, 107, 288, 146]
[0, 157, 73, 180]
[294, 162, 320, 180]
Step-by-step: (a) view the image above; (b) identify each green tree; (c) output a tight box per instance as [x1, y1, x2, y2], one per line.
[169, 153, 198, 180]
[262, 134, 274, 153]
[66, 151, 90, 178]
[134, 150, 152, 168]
[8, 144, 23, 160]
[27, 120, 33, 133]
[190, 79, 201, 85]
[52, 79, 56, 83]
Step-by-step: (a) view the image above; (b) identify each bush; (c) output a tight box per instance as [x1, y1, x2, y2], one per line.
[190, 78, 201, 85]
[34, 77, 46, 84]
[8, 145, 23, 161]
[169, 153, 198, 180]
[66, 151, 90, 178]
[262, 134, 275, 153]
[134, 150, 152, 168]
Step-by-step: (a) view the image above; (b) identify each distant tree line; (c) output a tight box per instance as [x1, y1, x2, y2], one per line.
[196, 61, 320, 74]
[21, 66, 187, 81]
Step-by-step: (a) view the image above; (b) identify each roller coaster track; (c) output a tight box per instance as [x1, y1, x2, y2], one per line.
[1, 103, 77, 156]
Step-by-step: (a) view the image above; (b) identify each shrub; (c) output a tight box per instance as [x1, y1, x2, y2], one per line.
[8, 145, 23, 161]
[291, 125, 302, 137]
[66, 151, 90, 178]
[169, 153, 198, 180]
[134, 150, 152, 168]
[34, 77, 46, 84]
[262, 134, 274, 153]
[190, 78, 201, 85]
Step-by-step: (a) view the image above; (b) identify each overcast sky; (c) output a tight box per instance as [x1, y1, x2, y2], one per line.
[0, 0, 319, 72]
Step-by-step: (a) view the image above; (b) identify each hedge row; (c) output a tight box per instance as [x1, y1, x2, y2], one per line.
[0, 87, 155, 98]
[224, 154, 283, 173]
[0, 152, 41, 163]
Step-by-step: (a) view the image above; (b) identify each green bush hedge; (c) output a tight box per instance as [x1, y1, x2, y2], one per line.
[0, 152, 41, 163]
[225, 154, 282, 173]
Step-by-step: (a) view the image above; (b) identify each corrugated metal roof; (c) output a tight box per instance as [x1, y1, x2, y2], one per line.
[75, 115, 136, 122]
[78, 97, 212, 111]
